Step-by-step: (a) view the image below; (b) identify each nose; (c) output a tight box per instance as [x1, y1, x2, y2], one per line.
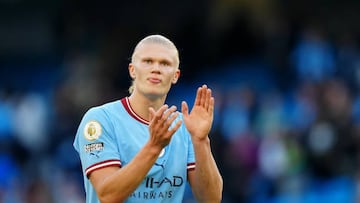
[151, 62, 161, 73]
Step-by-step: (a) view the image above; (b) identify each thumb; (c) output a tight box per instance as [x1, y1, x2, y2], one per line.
[181, 101, 189, 117]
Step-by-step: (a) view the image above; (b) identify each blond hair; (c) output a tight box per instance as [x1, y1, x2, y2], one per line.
[128, 35, 179, 94]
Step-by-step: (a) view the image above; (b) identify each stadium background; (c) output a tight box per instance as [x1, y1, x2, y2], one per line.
[1, 0, 360, 202]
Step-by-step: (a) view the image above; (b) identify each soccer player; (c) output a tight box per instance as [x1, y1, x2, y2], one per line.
[73, 34, 223, 203]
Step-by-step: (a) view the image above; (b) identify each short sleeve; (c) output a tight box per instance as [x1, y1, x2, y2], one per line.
[73, 107, 121, 178]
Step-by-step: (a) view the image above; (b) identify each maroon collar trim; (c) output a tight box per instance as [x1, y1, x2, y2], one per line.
[121, 97, 149, 125]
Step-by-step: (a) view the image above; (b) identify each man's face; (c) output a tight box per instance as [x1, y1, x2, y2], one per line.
[129, 43, 180, 99]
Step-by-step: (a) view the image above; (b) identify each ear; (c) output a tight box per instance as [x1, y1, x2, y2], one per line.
[172, 69, 181, 84]
[129, 63, 136, 79]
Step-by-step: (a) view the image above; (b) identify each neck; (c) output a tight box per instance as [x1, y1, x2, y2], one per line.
[128, 92, 167, 121]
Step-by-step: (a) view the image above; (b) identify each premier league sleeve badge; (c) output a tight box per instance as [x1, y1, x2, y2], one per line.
[83, 120, 102, 141]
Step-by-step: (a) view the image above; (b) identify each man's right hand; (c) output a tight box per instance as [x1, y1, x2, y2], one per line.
[148, 105, 182, 150]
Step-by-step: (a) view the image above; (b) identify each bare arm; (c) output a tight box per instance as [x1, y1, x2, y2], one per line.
[188, 139, 223, 203]
[89, 105, 182, 203]
[182, 85, 223, 203]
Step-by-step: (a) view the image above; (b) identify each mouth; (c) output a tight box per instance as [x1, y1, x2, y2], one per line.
[148, 77, 161, 84]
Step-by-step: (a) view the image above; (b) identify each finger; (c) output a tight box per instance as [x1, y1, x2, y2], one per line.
[165, 111, 180, 129]
[194, 86, 202, 106]
[163, 105, 177, 118]
[168, 119, 182, 136]
[205, 88, 211, 111]
[159, 111, 180, 140]
[199, 85, 207, 107]
[152, 105, 168, 125]
[161, 105, 177, 126]
[209, 96, 215, 116]
[181, 101, 189, 117]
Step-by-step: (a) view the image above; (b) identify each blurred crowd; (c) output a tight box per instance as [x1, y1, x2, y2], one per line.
[209, 29, 360, 202]
[1, 1, 360, 203]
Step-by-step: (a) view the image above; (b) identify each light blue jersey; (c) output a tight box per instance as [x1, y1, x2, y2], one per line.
[73, 97, 195, 203]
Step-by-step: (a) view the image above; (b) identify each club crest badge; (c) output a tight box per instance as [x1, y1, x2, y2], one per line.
[83, 121, 102, 141]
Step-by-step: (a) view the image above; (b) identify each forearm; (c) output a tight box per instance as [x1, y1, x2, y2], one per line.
[96, 143, 161, 203]
[192, 138, 223, 203]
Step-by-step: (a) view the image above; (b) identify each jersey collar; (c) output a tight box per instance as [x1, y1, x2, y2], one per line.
[121, 97, 150, 125]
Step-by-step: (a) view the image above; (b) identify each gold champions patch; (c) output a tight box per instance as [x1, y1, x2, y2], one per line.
[83, 120, 102, 141]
